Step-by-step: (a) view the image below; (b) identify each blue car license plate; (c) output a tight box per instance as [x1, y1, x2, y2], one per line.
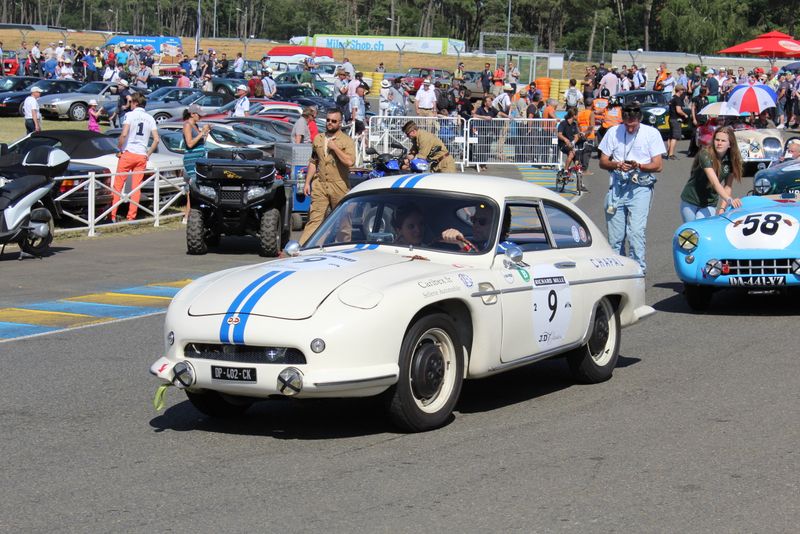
[728, 276, 785, 287]
[211, 365, 257, 382]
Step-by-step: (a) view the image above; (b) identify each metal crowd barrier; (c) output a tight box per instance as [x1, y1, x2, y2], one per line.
[51, 165, 186, 237]
[466, 118, 562, 169]
[366, 115, 467, 170]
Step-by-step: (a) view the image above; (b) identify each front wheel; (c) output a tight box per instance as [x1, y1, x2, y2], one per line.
[555, 170, 566, 192]
[566, 297, 620, 383]
[290, 212, 304, 231]
[19, 223, 54, 256]
[153, 113, 171, 124]
[258, 208, 282, 257]
[185, 390, 251, 418]
[68, 103, 87, 121]
[684, 283, 713, 312]
[387, 313, 464, 432]
[186, 208, 208, 255]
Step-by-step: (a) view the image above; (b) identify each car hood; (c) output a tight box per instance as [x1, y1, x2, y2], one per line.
[70, 152, 182, 170]
[188, 248, 414, 319]
[39, 92, 94, 103]
[0, 90, 30, 100]
[146, 101, 182, 111]
[755, 160, 800, 183]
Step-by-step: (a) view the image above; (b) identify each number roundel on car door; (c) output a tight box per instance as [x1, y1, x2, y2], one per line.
[725, 211, 799, 249]
[531, 264, 572, 349]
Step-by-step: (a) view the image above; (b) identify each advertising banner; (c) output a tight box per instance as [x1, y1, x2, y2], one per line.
[104, 35, 183, 56]
[313, 34, 464, 55]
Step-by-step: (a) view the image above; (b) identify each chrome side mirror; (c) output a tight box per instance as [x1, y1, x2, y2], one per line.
[497, 241, 523, 264]
[283, 240, 301, 257]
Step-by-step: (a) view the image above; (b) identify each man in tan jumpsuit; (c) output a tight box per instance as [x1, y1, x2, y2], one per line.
[299, 109, 356, 244]
[402, 120, 457, 173]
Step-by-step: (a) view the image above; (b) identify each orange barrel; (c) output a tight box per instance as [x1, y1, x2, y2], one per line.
[535, 77, 551, 100]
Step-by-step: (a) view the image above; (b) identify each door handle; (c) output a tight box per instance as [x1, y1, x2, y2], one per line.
[554, 261, 576, 268]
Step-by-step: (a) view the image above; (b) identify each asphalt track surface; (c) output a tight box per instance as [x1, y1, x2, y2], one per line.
[1, 145, 798, 532]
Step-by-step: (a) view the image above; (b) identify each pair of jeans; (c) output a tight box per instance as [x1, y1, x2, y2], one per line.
[680, 200, 715, 222]
[605, 180, 654, 272]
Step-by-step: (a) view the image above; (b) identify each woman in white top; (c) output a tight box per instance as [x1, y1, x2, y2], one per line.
[378, 79, 393, 116]
[60, 58, 75, 79]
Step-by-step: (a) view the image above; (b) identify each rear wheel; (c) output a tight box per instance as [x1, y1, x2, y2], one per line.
[387, 313, 464, 432]
[68, 103, 87, 121]
[19, 219, 54, 256]
[291, 212, 304, 231]
[566, 297, 620, 383]
[185, 390, 251, 418]
[258, 208, 282, 257]
[684, 283, 713, 312]
[186, 208, 208, 255]
[153, 113, 171, 124]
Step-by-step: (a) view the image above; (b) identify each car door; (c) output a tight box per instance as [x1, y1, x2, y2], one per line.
[493, 201, 587, 363]
[197, 94, 225, 114]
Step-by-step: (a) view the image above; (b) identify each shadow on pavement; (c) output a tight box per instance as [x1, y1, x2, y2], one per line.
[653, 285, 800, 316]
[0, 245, 73, 261]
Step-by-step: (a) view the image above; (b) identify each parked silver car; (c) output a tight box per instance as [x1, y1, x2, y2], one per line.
[38, 81, 120, 121]
[146, 91, 234, 124]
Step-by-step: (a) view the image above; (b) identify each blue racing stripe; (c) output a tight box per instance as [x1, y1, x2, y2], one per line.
[219, 270, 281, 343]
[403, 174, 429, 188]
[391, 175, 414, 188]
[339, 244, 379, 254]
[23, 300, 160, 318]
[231, 271, 295, 344]
[0, 321, 59, 339]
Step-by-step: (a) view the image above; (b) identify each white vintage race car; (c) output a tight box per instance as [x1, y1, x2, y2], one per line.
[151, 174, 654, 431]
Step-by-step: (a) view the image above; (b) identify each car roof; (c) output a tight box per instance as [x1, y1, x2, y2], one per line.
[352, 173, 567, 205]
[26, 130, 114, 158]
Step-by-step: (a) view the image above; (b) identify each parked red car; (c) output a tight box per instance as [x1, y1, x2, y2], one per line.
[403, 67, 452, 91]
[2, 51, 23, 75]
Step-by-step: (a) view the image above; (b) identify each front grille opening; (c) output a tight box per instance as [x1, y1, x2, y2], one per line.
[723, 258, 793, 276]
[184, 343, 306, 364]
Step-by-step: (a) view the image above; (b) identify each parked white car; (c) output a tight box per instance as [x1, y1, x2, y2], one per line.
[150, 174, 653, 431]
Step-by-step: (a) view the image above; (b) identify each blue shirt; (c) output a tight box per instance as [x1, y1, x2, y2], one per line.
[43, 58, 57, 77]
[116, 51, 128, 65]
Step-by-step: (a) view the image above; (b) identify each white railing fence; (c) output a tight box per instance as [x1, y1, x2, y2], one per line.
[465, 118, 562, 169]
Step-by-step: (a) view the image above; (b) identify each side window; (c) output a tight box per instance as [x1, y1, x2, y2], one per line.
[543, 203, 592, 248]
[504, 204, 551, 252]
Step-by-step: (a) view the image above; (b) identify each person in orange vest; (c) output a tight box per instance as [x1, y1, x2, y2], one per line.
[592, 87, 610, 128]
[598, 96, 622, 142]
[577, 106, 596, 172]
[492, 64, 505, 96]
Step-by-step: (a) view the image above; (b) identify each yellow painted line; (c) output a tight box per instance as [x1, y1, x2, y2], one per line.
[148, 279, 194, 288]
[0, 308, 112, 328]
[66, 292, 173, 307]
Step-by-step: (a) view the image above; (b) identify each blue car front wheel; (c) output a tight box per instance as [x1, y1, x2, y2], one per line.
[684, 283, 713, 312]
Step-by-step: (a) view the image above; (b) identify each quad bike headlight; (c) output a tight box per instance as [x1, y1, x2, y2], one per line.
[198, 185, 217, 200]
[246, 186, 267, 200]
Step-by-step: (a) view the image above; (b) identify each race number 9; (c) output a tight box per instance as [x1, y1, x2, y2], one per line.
[726, 212, 799, 250]
[531, 264, 572, 349]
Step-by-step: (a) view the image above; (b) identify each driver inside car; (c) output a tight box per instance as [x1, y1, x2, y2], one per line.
[441, 204, 510, 252]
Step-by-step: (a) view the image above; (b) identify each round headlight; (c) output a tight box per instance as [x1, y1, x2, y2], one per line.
[754, 177, 771, 195]
[705, 259, 722, 278]
[749, 140, 759, 152]
[172, 361, 195, 389]
[310, 338, 326, 353]
[648, 115, 657, 124]
[677, 228, 699, 252]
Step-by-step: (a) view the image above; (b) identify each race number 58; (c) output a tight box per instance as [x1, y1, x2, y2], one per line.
[726, 212, 799, 250]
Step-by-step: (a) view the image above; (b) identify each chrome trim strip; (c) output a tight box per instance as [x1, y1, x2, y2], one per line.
[314, 374, 397, 387]
[488, 340, 585, 372]
[570, 274, 645, 286]
[500, 286, 533, 294]
[470, 289, 501, 297]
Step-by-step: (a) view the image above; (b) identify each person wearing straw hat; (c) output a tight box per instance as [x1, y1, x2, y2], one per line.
[23, 86, 42, 133]
[379, 78, 393, 116]
[87, 99, 101, 132]
[60, 57, 75, 80]
[231, 85, 250, 117]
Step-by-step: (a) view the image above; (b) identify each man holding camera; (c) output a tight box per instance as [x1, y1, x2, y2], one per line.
[598, 103, 665, 273]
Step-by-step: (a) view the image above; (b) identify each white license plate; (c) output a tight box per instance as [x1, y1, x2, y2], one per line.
[211, 365, 257, 382]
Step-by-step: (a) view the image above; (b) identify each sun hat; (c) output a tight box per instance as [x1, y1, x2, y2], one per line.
[704, 68, 715, 75]
[187, 104, 204, 116]
[236, 84, 248, 92]
[423, 78, 431, 85]
[88, 99, 97, 106]
[30, 86, 42, 93]
[502, 83, 513, 91]
[380, 79, 391, 88]
[64, 57, 72, 63]
[118, 79, 129, 87]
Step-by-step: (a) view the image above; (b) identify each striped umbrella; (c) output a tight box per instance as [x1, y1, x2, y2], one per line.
[726, 83, 778, 114]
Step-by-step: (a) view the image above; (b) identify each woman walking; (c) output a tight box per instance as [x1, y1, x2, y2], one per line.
[182, 104, 209, 223]
[679, 126, 743, 222]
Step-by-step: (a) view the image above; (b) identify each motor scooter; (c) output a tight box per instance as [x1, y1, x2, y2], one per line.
[364, 142, 440, 179]
[0, 146, 70, 259]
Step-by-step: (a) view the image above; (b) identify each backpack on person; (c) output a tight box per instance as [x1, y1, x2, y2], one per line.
[566, 87, 580, 108]
[436, 89, 450, 112]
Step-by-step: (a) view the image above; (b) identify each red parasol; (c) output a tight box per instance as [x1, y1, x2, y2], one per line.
[718, 31, 800, 58]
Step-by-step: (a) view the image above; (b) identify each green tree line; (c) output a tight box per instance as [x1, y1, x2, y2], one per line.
[1, 0, 797, 55]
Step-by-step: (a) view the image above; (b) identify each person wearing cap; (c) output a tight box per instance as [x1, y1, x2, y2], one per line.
[598, 102, 666, 273]
[87, 99, 101, 132]
[231, 85, 250, 117]
[378, 78, 393, 116]
[115, 79, 132, 128]
[704, 68, 720, 103]
[402, 120, 457, 173]
[261, 68, 277, 98]
[110, 92, 159, 224]
[54, 41, 65, 61]
[23, 86, 42, 134]
[299, 109, 355, 244]
[415, 79, 437, 117]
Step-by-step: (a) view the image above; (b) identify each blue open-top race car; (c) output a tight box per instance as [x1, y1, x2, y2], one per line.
[673, 196, 800, 311]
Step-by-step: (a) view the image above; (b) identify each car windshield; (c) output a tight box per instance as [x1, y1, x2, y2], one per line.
[160, 131, 186, 152]
[279, 86, 316, 97]
[0, 77, 28, 91]
[77, 82, 107, 94]
[231, 124, 274, 142]
[209, 127, 260, 145]
[623, 92, 667, 105]
[304, 191, 499, 254]
[179, 92, 204, 105]
[148, 87, 177, 100]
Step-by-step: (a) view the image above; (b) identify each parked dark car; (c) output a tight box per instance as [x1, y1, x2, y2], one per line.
[0, 79, 82, 116]
[99, 86, 202, 123]
[616, 89, 693, 139]
[753, 138, 800, 196]
[273, 83, 335, 113]
[220, 117, 294, 143]
[0, 75, 41, 94]
[274, 71, 334, 97]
